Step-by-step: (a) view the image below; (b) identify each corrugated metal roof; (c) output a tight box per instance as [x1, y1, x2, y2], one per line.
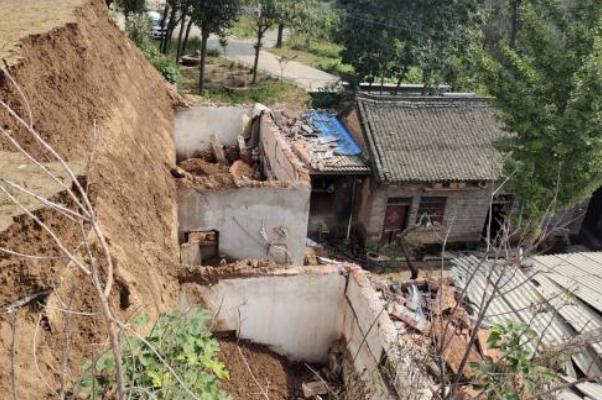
[453, 253, 602, 399]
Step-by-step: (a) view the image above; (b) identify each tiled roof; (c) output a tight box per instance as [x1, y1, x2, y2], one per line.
[357, 96, 504, 183]
[310, 154, 371, 175]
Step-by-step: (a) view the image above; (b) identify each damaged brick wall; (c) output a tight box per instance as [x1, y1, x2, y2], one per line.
[259, 114, 311, 184]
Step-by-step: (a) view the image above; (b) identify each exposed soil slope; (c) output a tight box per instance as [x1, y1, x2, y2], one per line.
[0, 1, 180, 398]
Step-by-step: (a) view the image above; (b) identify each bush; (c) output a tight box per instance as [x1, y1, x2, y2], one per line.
[470, 321, 558, 399]
[186, 35, 202, 54]
[77, 309, 230, 399]
[126, 13, 182, 84]
[125, 13, 152, 47]
[231, 15, 255, 39]
[207, 48, 221, 58]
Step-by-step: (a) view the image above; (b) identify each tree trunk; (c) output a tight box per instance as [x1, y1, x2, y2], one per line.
[199, 34, 209, 96]
[510, 0, 521, 49]
[160, 5, 170, 53]
[394, 75, 403, 95]
[252, 28, 264, 84]
[176, 14, 187, 60]
[380, 74, 385, 95]
[180, 18, 194, 57]
[163, 12, 179, 54]
[276, 23, 284, 48]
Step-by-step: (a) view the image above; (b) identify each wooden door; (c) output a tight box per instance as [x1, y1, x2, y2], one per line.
[382, 198, 411, 244]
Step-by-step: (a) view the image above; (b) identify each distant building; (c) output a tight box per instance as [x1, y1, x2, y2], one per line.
[341, 95, 509, 247]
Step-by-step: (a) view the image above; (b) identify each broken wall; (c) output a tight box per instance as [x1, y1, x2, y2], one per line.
[178, 184, 310, 265]
[183, 264, 432, 400]
[184, 266, 347, 362]
[259, 113, 310, 182]
[174, 105, 251, 161]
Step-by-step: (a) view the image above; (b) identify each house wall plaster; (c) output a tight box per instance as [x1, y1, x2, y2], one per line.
[174, 106, 251, 161]
[183, 265, 432, 400]
[178, 185, 310, 265]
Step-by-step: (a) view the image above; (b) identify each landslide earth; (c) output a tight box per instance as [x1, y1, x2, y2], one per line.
[0, 0, 181, 397]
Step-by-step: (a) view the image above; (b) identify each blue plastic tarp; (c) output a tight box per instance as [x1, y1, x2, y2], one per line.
[308, 111, 362, 156]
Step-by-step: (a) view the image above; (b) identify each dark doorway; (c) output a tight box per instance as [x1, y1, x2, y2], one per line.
[381, 198, 412, 244]
[580, 187, 602, 249]
[483, 195, 513, 241]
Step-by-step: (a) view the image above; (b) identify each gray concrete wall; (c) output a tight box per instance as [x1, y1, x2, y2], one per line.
[174, 106, 251, 161]
[358, 181, 494, 245]
[186, 266, 347, 363]
[182, 265, 432, 400]
[178, 185, 310, 265]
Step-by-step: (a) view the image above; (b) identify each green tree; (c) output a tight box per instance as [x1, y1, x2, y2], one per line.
[118, 0, 145, 17]
[126, 14, 182, 84]
[191, 0, 241, 95]
[245, 0, 281, 84]
[478, 0, 602, 219]
[336, 0, 485, 91]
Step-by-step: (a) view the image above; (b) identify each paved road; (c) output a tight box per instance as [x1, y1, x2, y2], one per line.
[205, 31, 340, 91]
[116, 8, 338, 91]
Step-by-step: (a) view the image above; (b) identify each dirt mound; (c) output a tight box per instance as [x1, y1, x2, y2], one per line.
[0, 0, 180, 398]
[180, 157, 229, 176]
[218, 338, 317, 400]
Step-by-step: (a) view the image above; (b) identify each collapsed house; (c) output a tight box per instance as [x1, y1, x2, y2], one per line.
[273, 95, 511, 248]
[369, 251, 602, 399]
[181, 261, 434, 399]
[274, 110, 371, 240]
[174, 105, 311, 266]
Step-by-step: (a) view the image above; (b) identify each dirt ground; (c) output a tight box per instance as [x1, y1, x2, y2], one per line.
[0, 0, 85, 64]
[0, 0, 181, 398]
[218, 337, 321, 400]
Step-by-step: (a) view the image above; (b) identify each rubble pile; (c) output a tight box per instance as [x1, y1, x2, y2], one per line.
[174, 132, 265, 189]
[275, 110, 365, 172]
[374, 277, 502, 387]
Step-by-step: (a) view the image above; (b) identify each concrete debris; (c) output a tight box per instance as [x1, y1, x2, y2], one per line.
[301, 381, 329, 398]
[229, 160, 255, 180]
[374, 277, 499, 384]
[210, 133, 228, 165]
[274, 110, 368, 174]
[304, 247, 318, 265]
[170, 167, 187, 179]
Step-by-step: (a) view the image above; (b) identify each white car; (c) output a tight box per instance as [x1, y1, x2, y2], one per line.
[147, 11, 166, 40]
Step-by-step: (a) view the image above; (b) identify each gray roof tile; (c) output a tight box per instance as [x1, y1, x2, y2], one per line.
[357, 96, 504, 183]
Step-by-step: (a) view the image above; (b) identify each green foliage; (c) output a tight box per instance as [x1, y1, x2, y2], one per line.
[477, 0, 602, 220]
[207, 48, 221, 57]
[278, 0, 337, 49]
[118, 0, 145, 15]
[335, 0, 485, 89]
[78, 309, 230, 399]
[470, 321, 558, 399]
[192, 0, 241, 93]
[187, 36, 202, 54]
[125, 14, 182, 84]
[125, 13, 152, 47]
[145, 45, 182, 84]
[231, 15, 256, 38]
[192, 0, 240, 39]
[310, 90, 352, 111]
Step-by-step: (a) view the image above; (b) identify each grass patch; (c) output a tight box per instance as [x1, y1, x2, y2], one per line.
[268, 39, 353, 77]
[231, 15, 256, 39]
[178, 56, 310, 108]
